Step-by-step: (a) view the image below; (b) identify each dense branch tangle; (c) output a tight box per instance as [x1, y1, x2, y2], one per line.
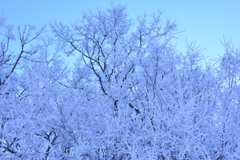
[51, 5, 176, 117]
[1, 5, 240, 159]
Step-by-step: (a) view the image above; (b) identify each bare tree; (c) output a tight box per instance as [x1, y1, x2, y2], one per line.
[1, 5, 240, 160]
[51, 5, 177, 118]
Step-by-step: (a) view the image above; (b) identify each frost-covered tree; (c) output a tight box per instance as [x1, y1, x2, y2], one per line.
[0, 14, 46, 158]
[1, 5, 240, 160]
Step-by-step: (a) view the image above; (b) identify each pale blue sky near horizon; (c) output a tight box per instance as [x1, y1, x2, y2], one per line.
[1, 0, 240, 61]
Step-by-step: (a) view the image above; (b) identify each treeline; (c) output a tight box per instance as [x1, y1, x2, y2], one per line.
[0, 5, 240, 159]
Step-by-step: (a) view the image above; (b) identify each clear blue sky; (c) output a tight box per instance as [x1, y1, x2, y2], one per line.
[1, 0, 240, 60]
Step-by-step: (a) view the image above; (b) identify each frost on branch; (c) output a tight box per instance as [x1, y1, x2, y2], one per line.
[0, 5, 240, 160]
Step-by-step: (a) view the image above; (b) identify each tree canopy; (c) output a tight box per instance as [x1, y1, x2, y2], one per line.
[0, 5, 240, 160]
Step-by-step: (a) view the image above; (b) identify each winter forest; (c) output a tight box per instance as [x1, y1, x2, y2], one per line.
[0, 4, 240, 160]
